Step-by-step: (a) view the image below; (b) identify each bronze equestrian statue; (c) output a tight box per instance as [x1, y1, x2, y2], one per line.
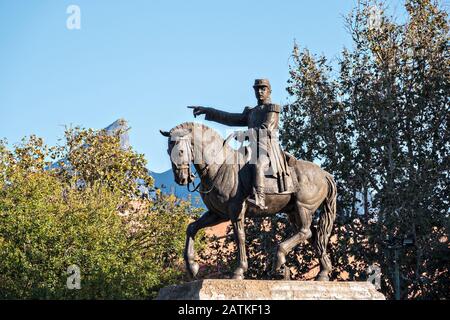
[160, 79, 337, 281]
[188, 79, 289, 211]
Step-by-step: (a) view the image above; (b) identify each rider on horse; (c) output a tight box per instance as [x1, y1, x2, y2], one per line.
[188, 79, 289, 210]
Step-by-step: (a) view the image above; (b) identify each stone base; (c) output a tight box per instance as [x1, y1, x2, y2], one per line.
[156, 280, 385, 300]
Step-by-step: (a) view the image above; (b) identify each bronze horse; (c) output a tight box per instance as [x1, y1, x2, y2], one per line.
[160, 122, 337, 281]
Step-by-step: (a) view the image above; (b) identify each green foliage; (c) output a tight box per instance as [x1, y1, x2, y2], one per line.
[280, 0, 449, 299]
[55, 126, 153, 199]
[0, 129, 200, 299]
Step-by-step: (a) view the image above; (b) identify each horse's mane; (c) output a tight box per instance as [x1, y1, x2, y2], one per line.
[170, 122, 236, 158]
[170, 122, 220, 138]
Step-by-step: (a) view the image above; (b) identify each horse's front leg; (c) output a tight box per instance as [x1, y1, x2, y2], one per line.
[275, 204, 312, 272]
[231, 204, 248, 280]
[184, 211, 226, 279]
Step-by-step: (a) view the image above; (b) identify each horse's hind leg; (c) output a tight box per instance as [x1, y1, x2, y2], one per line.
[275, 204, 313, 271]
[315, 176, 337, 281]
[315, 229, 333, 281]
[184, 211, 226, 279]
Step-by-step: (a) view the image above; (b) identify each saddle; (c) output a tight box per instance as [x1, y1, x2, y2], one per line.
[236, 145, 299, 195]
[262, 152, 299, 194]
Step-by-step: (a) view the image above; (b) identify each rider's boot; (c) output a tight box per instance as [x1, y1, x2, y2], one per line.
[247, 151, 268, 210]
[248, 164, 268, 210]
[248, 187, 268, 210]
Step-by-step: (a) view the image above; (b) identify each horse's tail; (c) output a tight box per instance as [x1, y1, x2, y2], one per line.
[316, 174, 337, 258]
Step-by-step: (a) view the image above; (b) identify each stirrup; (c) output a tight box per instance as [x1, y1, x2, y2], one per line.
[248, 193, 268, 210]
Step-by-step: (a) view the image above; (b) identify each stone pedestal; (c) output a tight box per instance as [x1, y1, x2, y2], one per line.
[156, 280, 385, 300]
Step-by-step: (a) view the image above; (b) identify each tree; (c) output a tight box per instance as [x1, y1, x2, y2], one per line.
[0, 128, 203, 299]
[279, 0, 449, 299]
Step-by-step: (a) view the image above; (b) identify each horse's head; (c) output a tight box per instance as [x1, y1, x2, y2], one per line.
[160, 128, 195, 185]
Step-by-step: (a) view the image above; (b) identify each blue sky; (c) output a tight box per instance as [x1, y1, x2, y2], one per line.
[0, 0, 371, 172]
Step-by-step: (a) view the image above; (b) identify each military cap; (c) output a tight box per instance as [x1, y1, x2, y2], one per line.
[253, 79, 271, 89]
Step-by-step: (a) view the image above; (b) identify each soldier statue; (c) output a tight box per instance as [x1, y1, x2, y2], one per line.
[162, 78, 336, 281]
[188, 79, 289, 210]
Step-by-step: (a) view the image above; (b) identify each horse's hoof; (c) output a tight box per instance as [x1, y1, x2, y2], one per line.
[187, 262, 199, 279]
[283, 266, 291, 280]
[275, 252, 286, 271]
[315, 272, 329, 281]
[232, 274, 244, 280]
[232, 268, 245, 280]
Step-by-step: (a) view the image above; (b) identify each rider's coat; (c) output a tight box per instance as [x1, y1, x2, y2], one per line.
[204, 104, 288, 179]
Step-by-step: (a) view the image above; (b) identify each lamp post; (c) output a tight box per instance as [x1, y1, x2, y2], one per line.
[384, 234, 415, 300]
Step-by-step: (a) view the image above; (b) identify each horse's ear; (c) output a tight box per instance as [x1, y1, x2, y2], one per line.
[160, 130, 170, 137]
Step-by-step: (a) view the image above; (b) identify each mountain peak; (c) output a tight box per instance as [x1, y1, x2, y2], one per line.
[104, 118, 130, 150]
